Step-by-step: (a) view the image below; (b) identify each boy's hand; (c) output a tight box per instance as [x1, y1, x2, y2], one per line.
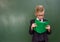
[31, 23, 37, 30]
[46, 25, 51, 32]
[46, 25, 50, 29]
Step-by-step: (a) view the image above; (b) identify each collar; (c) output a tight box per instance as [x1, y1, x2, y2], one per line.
[36, 18, 43, 22]
[36, 18, 39, 20]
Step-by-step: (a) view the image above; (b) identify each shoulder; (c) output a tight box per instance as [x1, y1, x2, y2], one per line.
[30, 19, 35, 21]
[30, 19, 35, 23]
[43, 18, 48, 21]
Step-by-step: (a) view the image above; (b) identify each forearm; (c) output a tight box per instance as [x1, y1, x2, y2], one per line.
[47, 29, 51, 32]
[29, 25, 34, 34]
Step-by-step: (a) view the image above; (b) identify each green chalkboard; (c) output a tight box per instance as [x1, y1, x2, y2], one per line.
[0, 0, 60, 42]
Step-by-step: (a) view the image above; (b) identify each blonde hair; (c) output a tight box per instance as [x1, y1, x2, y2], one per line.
[35, 5, 45, 12]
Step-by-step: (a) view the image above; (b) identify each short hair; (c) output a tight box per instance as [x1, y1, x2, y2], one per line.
[35, 5, 45, 12]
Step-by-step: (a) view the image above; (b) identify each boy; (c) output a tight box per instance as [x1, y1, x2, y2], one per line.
[29, 5, 51, 42]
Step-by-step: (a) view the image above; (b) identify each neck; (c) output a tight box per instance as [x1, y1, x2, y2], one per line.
[39, 18, 44, 20]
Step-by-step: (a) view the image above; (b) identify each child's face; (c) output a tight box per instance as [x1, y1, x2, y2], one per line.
[35, 11, 44, 19]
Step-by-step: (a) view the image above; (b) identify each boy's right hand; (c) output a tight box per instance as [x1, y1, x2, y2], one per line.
[31, 23, 37, 30]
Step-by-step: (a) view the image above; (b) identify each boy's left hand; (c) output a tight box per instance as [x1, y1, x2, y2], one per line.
[46, 25, 51, 32]
[46, 25, 50, 29]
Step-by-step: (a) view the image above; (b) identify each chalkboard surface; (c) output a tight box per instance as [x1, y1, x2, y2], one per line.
[0, 0, 60, 42]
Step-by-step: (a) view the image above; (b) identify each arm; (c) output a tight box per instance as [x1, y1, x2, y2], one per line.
[46, 25, 51, 34]
[29, 19, 35, 35]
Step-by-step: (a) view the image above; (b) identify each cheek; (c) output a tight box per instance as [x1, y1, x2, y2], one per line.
[40, 12, 44, 15]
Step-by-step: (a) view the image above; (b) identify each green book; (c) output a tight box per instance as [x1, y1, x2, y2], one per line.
[34, 19, 49, 33]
